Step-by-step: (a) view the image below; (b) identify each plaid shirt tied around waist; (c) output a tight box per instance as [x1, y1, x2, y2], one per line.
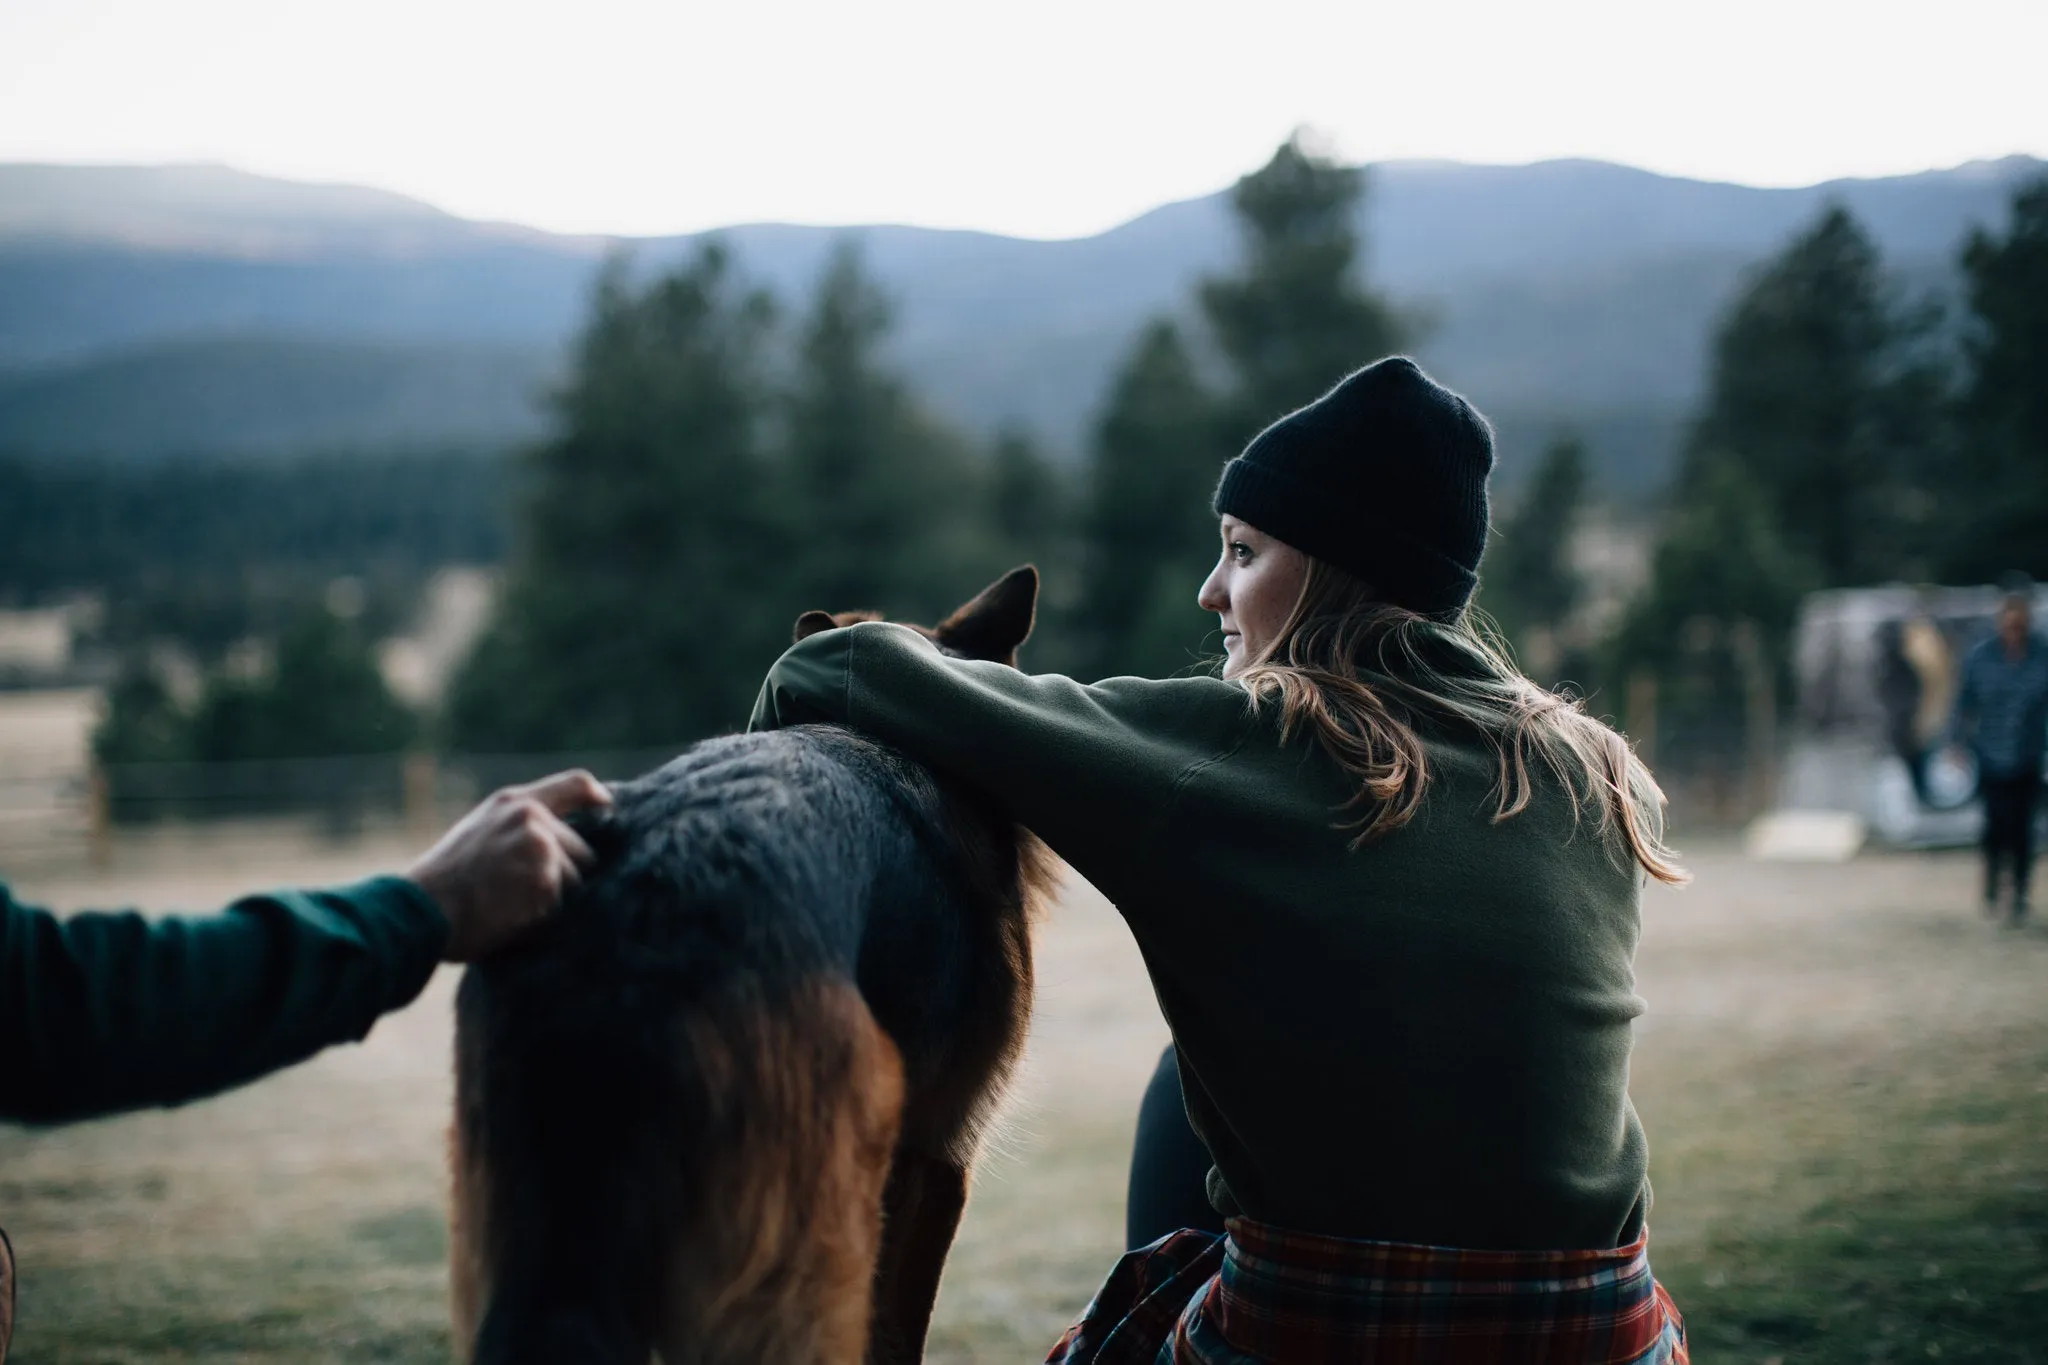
[1047, 1217, 1687, 1365]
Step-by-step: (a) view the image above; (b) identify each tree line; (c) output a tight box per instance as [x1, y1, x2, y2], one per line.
[446, 136, 1431, 750]
[55, 139, 2048, 781]
[1610, 179, 2048, 767]
[0, 449, 504, 655]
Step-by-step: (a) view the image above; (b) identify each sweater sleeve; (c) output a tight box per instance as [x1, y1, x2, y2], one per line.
[0, 876, 448, 1125]
[749, 621, 1257, 900]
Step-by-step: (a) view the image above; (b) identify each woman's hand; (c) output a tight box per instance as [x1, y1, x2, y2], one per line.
[406, 770, 613, 962]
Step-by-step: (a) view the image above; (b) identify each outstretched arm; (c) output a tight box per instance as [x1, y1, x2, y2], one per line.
[750, 621, 1254, 902]
[0, 770, 609, 1126]
[0, 878, 444, 1124]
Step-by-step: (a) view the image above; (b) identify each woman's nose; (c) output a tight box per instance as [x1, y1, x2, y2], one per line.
[1196, 557, 1227, 614]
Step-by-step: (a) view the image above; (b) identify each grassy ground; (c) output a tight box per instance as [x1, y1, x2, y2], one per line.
[3, 835, 2047, 1362]
[1625, 855, 2048, 1363]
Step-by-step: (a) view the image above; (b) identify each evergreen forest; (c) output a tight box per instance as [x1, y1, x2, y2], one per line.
[5, 140, 2042, 793]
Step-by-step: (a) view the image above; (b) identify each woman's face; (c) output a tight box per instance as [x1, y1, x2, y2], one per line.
[1198, 515, 1311, 679]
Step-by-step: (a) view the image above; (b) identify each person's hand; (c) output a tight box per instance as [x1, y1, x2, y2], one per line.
[406, 770, 613, 962]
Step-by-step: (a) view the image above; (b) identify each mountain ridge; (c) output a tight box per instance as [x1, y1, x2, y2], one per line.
[5, 154, 2035, 256]
[1, 155, 2039, 490]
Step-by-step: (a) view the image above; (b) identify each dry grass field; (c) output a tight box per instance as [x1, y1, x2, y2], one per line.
[4, 831, 2048, 1363]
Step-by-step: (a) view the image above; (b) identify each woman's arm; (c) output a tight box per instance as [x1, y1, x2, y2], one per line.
[0, 878, 446, 1124]
[750, 621, 1257, 898]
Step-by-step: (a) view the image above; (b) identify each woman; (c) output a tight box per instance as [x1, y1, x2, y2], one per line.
[752, 356, 1688, 1363]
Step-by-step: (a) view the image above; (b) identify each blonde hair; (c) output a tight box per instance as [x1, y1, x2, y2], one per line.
[1236, 558, 1687, 884]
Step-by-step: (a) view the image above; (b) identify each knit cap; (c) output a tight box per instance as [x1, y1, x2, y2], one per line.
[1212, 357, 1494, 618]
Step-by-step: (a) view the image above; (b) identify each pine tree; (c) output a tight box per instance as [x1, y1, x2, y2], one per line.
[778, 240, 988, 625]
[1075, 135, 1413, 680]
[1948, 173, 2048, 579]
[1483, 434, 1588, 672]
[446, 244, 783, 751]
[1074, 321, 1225, 679]
[1608, 206, 1932, 742]
[187, 605, 415, 761]
[1612, 464, 1813, 682]
[1199, 134, 1409, 441]
[93, 655, 190, 767]
[1607, 461, 1814, 770]
[987, 426, 1065, 564]
[1682, 203, 1941, 588]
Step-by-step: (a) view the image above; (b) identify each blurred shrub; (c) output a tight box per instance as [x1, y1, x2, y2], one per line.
[92, 603, 417, 823]
[184, 607, 416, 762]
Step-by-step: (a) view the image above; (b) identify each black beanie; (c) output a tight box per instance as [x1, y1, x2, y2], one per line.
[1211, 356, 1494, 618]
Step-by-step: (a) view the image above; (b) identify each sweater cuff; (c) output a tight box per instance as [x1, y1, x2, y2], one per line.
[334, 875, 449, 1010]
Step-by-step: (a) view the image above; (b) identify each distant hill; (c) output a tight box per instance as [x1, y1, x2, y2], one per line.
[0, 157, 2038, 491]
[0, 162, 480, 253]
[0, 336, 555, 458]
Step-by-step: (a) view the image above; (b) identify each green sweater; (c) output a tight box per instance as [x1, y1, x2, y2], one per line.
[752, 622, 1652, 1250]
[0, 877, 446, 1125]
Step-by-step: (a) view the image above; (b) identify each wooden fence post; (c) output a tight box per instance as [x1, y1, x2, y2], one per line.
[403, 752, 440, 842]
[86, 765, 112, 871]
[1626, 670, 1658, 770]
[1729, 620, 1776, 818]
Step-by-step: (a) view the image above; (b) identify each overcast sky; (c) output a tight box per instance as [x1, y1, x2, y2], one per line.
[2, 0, 2042, 239]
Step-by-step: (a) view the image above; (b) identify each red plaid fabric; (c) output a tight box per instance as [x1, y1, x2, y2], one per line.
[1046, 1217, 1687, 1364]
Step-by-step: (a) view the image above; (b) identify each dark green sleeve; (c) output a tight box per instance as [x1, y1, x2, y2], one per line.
[749, 621, 1255, 902]
[0, 876, 448, 1125]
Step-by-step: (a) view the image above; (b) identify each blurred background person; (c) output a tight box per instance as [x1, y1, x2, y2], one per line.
[1950, 584, 2048, 922]
[1877, 591, 1961, 807]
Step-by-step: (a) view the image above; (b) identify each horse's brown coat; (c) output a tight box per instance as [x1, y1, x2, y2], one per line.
[1, 1222, 16, 1364]
[450, 567, 1054, 1365]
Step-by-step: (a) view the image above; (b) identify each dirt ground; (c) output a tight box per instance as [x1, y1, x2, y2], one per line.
[4, 833, 2047, 1363]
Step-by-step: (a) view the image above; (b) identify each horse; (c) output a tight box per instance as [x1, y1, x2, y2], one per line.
[449, 566, 1056, 1364]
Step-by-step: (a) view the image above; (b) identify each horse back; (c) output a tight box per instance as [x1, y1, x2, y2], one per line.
[450, 725, 1047, 1364]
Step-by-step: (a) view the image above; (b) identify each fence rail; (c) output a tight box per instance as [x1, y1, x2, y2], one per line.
[0, 746, 695, 874]
[1, 724, 1800, 879]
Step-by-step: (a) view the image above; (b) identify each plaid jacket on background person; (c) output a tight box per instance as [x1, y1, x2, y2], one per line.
[1048, 1217, 1688, 1365]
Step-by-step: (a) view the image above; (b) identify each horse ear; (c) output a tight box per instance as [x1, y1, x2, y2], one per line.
[793, 610, 838, 642]
[934, 566, 1039, 663]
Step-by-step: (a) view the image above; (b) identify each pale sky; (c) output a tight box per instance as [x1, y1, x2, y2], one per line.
[2, 0, 2043, 239]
